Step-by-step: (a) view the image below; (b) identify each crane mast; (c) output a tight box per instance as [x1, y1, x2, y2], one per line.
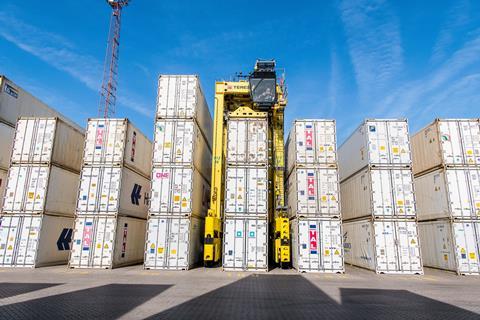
[98, 0, 129, 118]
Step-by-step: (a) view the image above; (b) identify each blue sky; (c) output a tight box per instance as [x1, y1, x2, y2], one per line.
[0, 1, 479, 142]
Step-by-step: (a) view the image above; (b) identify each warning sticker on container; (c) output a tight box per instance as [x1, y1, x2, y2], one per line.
[309, 225, 317, 254]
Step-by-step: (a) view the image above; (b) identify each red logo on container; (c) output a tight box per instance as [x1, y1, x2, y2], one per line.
[156, 172, 169, 179]
[309, 228, 318, 254]
[307, 177, 315, 196]
[305, 129, 313, 149]
[82, 224, 93, 250]
[95, 127, 105, 149]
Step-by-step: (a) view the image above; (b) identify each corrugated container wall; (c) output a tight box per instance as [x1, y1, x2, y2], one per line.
[226, 118, 268, 165]
[418, 220, 480, 275]
[291, 218, 344, 273]
[12, 118, 84, 172]
[286, 120, 337, 174]
[83, 119, 152, 178]
[0, 169, 7, 210]
[415, 167, 480, 221]
[144, 216, 204, 270]
[223, 218, 268, 271]
[340, 167, 416, 221]
[156, 75, 213, 142]
[286, 167, 340, 218]
[69, 215, 146, 268]
[343, 219, 423, 274]
[3, 165, 79, 217]
[0, 214, 74, 267]
[0, 76, 82, 131]
[0, 122, 15, 170]
[339, 119, 411, 181]
[412, 119, 480, 175]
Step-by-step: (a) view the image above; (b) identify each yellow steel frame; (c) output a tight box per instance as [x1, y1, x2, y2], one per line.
[204, 80, 289, 267]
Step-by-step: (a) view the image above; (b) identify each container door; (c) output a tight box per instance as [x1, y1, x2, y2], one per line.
[366, 122, 390, 164]
[321, 220, 343, 272]
[223, 219, 245, 269]
[246, 168, 268, 215]
[388, 121, 411, 165]
[296, 169, 317, 214]
[12, 118, 56, 164]
[145, 217, 165, 268]
[318, 169, 340, 216]
[83, 119, 125, 165]
[293, 121, 309, 164]
[156, 75, 197, 118]
[446, 169, 473, 219]
[174, 218, 190, 269]
[396, 221, 422, 273]
[439, 121, 463, 165]
[459, 121, 480, 165]
[226, 120, 246, 163]
[316, 121, 337, 165]
[77, 167, 121, 215]
[153, 120, 194, 165]
[3, 166, 28, 212]
[374, 221, 399, 272]
[371, 170, 394, 217]
[246, 219, 267, 270]
[0, 216, 41, 267]
[150, 167, 193, 215]
[453, 222, 480, 274]
[391, 170, 416, 218]
[225, 168, 246, 214]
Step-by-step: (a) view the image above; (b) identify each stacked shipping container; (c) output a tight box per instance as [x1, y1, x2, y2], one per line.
[144, 75, 212, 270]
[69, 119, 152, 268]
[0, 118, 84, 267]
[413, 119, 480, 275]
[286, 120, 344, 273]
[223, 117, 269, 271]
[339, 120, 423, 274]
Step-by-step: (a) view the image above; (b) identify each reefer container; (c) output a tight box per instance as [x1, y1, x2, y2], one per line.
[226, 118, 268, 165]
[77, 166, 150, 219]
[291, 218, 344, 273]
[343, 219, 423, 274]
[286, 120, 337, 174]
[0, 214, 74, 267]
[153, 120, 212, 179]
[340, 167, 416, 221]
[224, 167, 268, 217]
[69, 215, 146, 268]
[412, 119, 480, 175]
[3, 165, 79, 217]
[286, 167, 340, 218]
[0, 122, 15, 170]
[12, 118, 84, 172]
[415, 167, 480, 221]
[0, 75, 82, 131]
[156, 75, 213, 142]
[144, 216, 204, 270]
[223, 218, 268, 271]
[83, 118, 152, 177]
[339, 119, 411, 181]
[0, 168, 6, 210]
[149, 167, 210, 217]
[418, 220, 479, 275]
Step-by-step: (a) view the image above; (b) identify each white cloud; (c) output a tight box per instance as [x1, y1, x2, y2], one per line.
[327, 49, 341, 118]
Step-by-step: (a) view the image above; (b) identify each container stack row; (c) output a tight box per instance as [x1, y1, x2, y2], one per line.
[144, 75, 213, 270]
[222, 116, 269, 271]
[0, 117, 84, 267]
[285, 120, 344, 273]
[69, 119, 152, 269]
[412, 119, 480, 275]
[339, 119, 423, 274]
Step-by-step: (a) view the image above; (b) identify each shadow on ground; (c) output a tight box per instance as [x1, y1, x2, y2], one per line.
[0, 284, 171, 319]
[0, 283, 62, 299]
[147, 274, 478, 320]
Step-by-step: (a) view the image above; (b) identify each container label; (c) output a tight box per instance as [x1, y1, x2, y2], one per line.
[307, 172, 315, 200]
[305, 126, 313, 151]
[82, 222, 93, 250]
[95, 125, 105, 150]
[309, 225, 318, 254]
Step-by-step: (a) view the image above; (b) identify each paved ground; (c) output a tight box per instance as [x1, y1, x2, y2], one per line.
[0, 265, 478, 319]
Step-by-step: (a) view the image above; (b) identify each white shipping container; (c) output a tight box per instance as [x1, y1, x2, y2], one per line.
[224, 167, 268, 217]
[153, 120, 212, 179]
[0, 214, 74, 267]
[77, 166, 150, 219]
[69, 215, 146, 268]
[156, 75, 213, 144]
[412, 119, 480, 175]
[3, 165, 79, 217]
[83, 119, 152, 177]
[343, 219, 423, 274]
[12, 118, 84, 172]
[415, 167, 480, 221]
[149, 167, 210, 217]
[291, 218, 344, 273]
[287, 167, 340, 218]
[0, 169, 6, 210]
[286, 120, 337, 174]
[418, 220, 480, 275]
[0, 122, 15, 170]
[340, 167, 416, 221]
[223, 218, 268, 271]
[0, 76, 82, 131]
[226, 118, 268, 165]
[144, 216, 204, 270]
[339, 119, 411, 181]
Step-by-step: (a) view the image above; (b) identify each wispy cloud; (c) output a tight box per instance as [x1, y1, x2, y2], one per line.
[0, 12, 152, 118]
[339, 0, 403, 103]
[327, 49, 340, 118]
